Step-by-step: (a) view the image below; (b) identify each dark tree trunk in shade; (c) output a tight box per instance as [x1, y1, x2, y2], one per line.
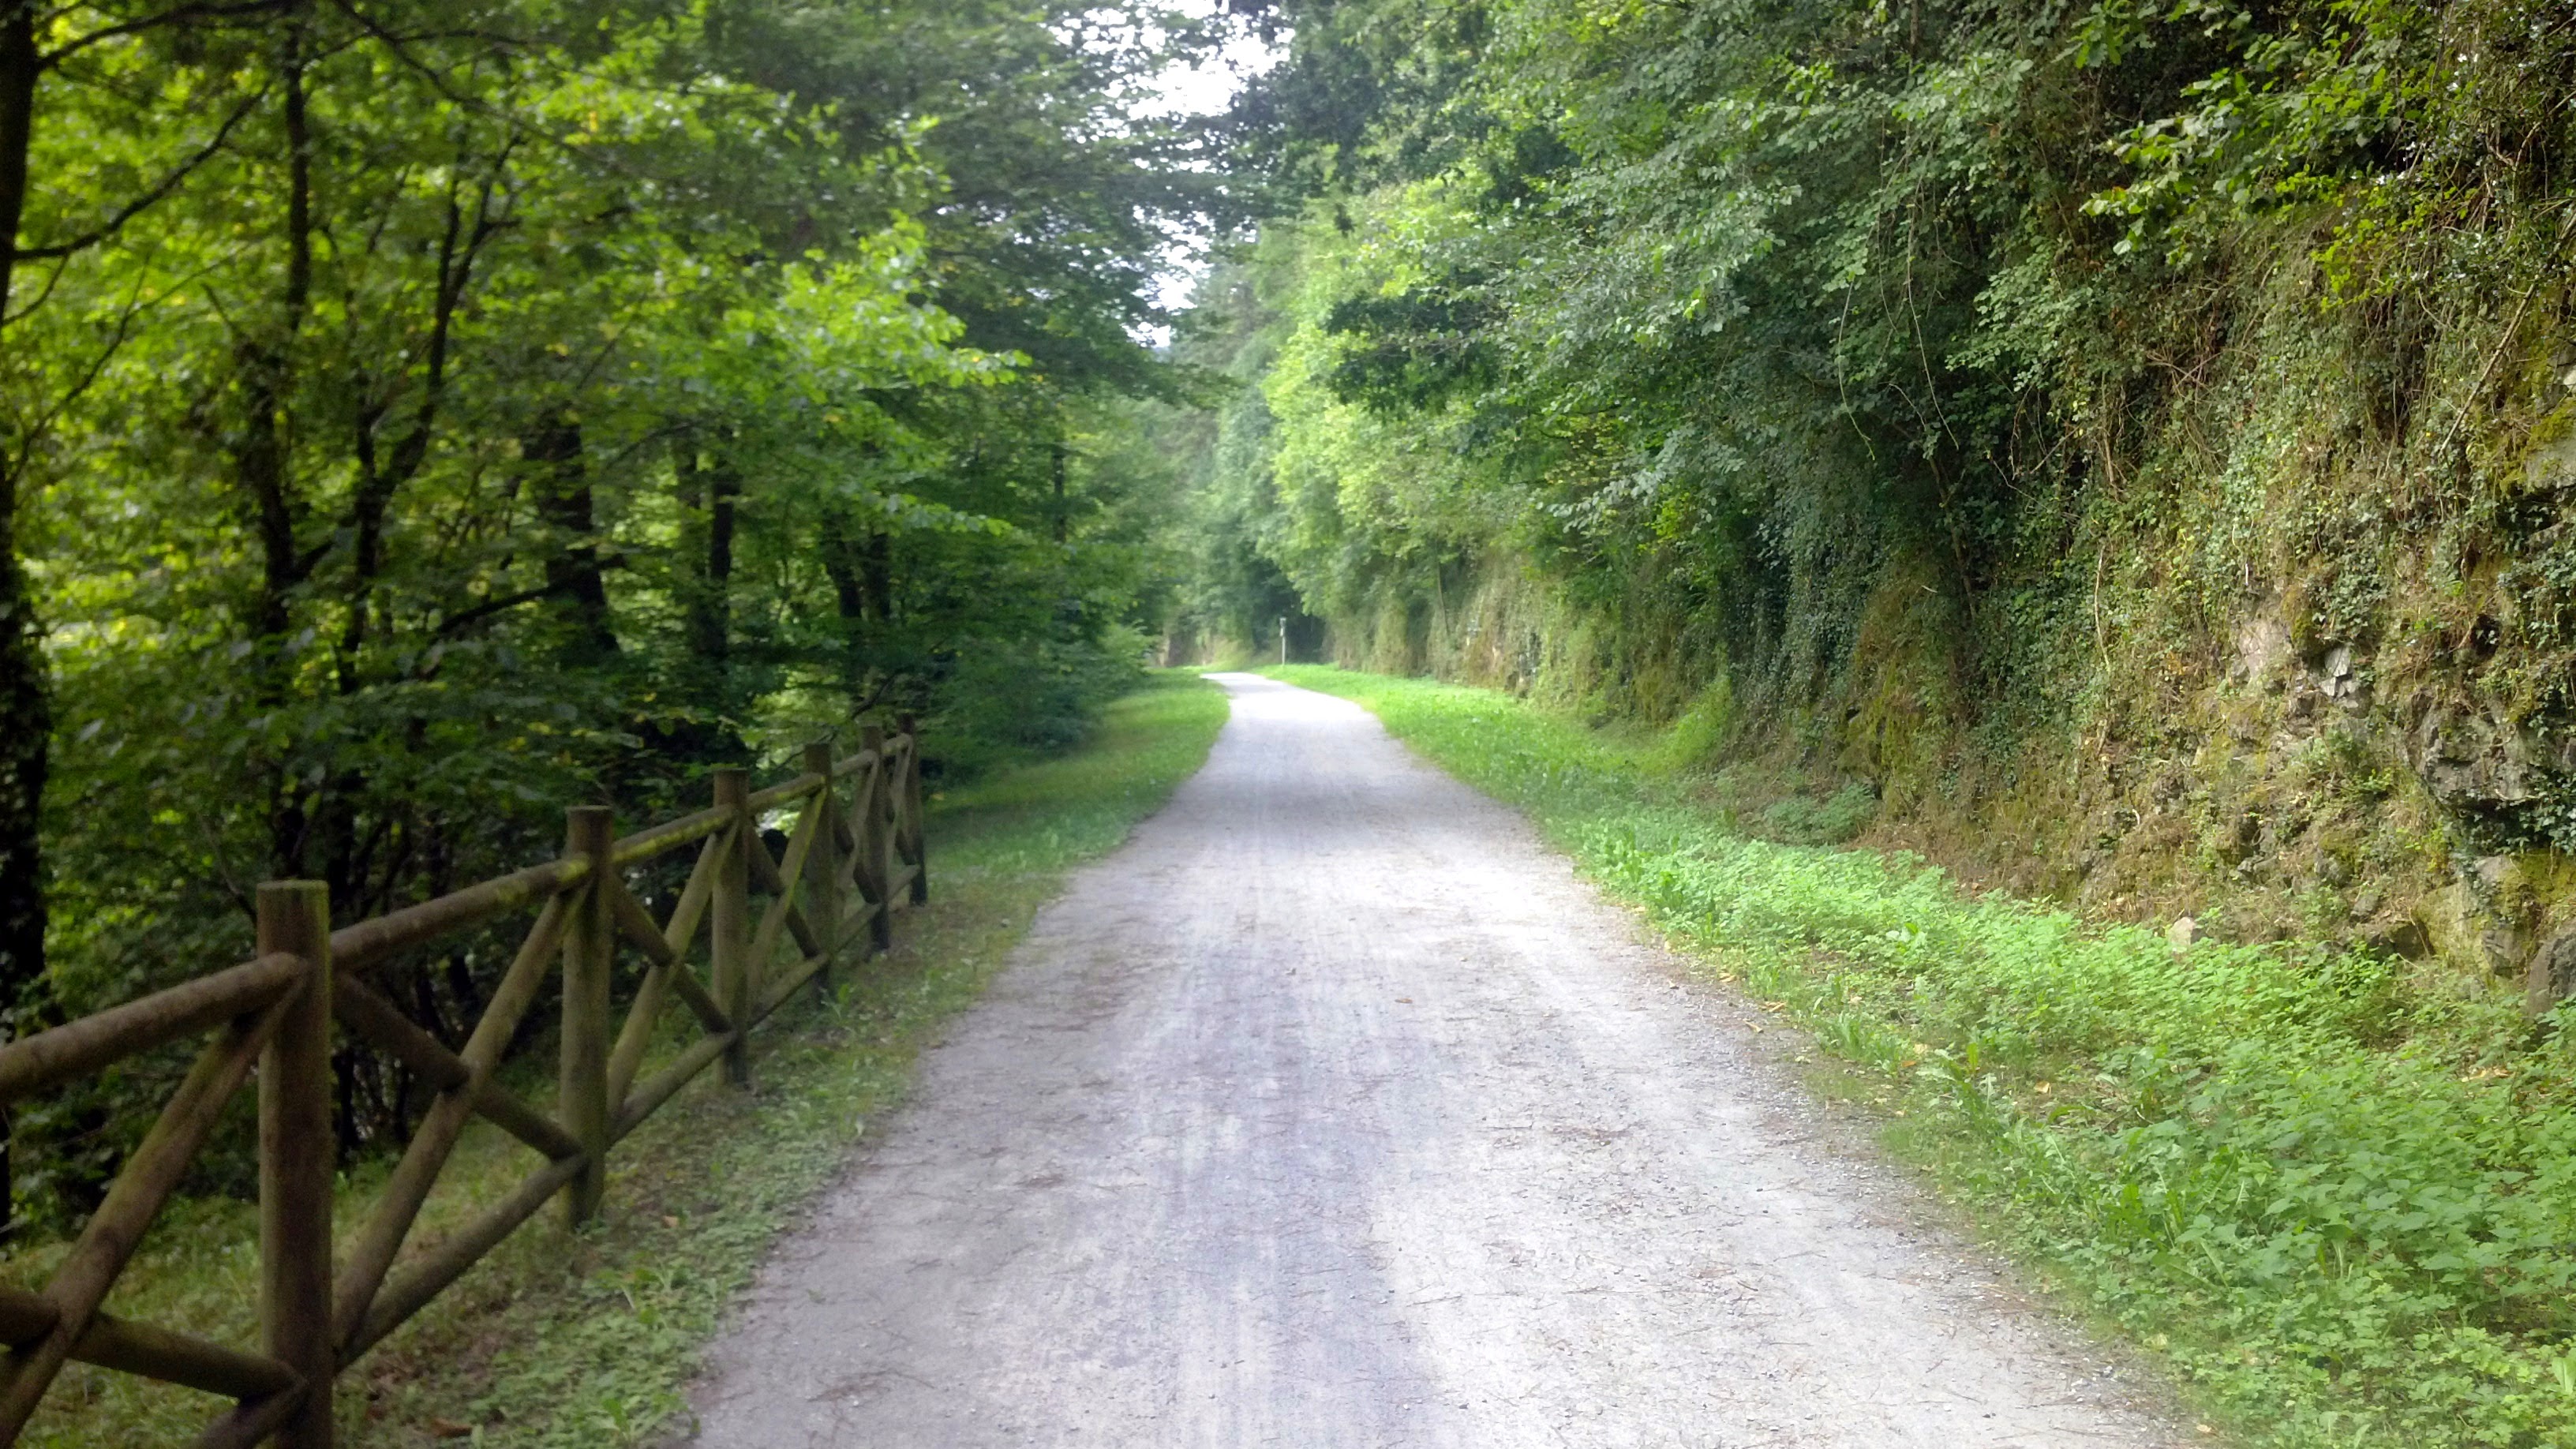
[0, 0, 49, 1236]
[822, 512, 895, 710]
[231, 24, 318, 878]
[526, 413, 619, 664]
[662, 435, 750, 762]
[863, 528, 893, 623]
[1051, 442, 1068, 545]
[677, 441, 738, 676]
[824, 514, 867, 625]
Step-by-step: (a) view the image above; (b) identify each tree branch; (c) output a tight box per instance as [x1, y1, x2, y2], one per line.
[429, 583, 556, 640]
[36, 0, 290, 70]
[5, 84, 265, 262]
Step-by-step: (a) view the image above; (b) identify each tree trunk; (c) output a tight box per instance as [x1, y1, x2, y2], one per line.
[643, 436, 743, 761]
[822, 514, 867, 625]
[821, 511, 897, 712]
[1051, 442, 1069, 545]
[676, 440, 736, 680]
[863, 528, 892, 623]
[527, 412, 618, 664]
[234, 22, 317, 876]
[0, 0, 50, 1236]
[0, 2, 32, 311]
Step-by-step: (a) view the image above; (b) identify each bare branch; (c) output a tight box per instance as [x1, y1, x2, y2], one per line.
[429, 583, 556, 641]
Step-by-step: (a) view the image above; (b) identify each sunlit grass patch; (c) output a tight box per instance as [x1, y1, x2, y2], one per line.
[1269, 663, 2576, 1449]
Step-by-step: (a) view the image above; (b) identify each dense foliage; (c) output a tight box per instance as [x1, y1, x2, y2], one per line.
[0, 0, 1224, 1222]
[1178, 0, 2576, 980]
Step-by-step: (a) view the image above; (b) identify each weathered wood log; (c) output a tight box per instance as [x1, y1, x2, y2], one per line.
[663, 949, 736, 1038]
[0, 1289, 47, 1345]
[856, 725, 895, 953]
[0, 1286, 298, 1400]
[0, 731, 929, 1438]
[608, 803, 728, 867]
[343, 1153, 587, 1361]
[330, 857, 586, 976]
[331, 977, 580, 1162]
[657, 833, 720, 957]
[603, 844, 736, 1106]
[258, 882, 335, 1449]
[0, 975, 299, 1438]
[90, 1309, 301, 1405]
[197, 1383, 313, 1449]
[712, 770, 753, 1088]
[742, 826, 827, 964]
[0, 951, 301, 1106]
[746, 770, 826, 814]
[754, 951, 830, 1025]
[897, 717, 928, 904]
[829, 750, 878, 916]
[607, 874, 728, 1033]
[603, 889, 672, 1109]
[331, 892, 569, 1350]
[803, 742, 843, 994]
[610, 1030, 735, 1144]
[329, 978, 465, 1091]
[744, 801, 822, 985]
[560, 808, 614, 1226]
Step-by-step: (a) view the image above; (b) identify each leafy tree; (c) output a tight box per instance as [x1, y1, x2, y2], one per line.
[4, 0, 1222, 1221]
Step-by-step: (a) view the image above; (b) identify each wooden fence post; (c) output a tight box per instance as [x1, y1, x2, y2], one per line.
[257, 881, 335, 1449]
[897, 713, 927, 904]
[559, 807, 613, 1226]
[712, 768, 753, 1086]
[803, 741, 841, 993]
[857, 726, 893, 953]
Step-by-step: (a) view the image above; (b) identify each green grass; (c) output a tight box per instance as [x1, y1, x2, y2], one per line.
[1267, 664, 2576, 1449]
[11, 670, 1227, 1447]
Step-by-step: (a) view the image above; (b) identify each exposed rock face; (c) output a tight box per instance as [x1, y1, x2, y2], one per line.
[2410, 703, 2569, 852]
[2310, 644, 2364, 706]
[2533, 930, 2576, 1009]
[2234, 616, 2290, 682]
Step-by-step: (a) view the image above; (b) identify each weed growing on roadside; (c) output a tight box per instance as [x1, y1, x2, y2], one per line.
[1271, 665, 2576, 1449]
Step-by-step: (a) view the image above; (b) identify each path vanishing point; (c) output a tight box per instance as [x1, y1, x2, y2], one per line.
[683, 673, 2188, 1448]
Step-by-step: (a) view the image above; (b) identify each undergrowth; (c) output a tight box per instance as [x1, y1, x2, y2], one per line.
[1269, 664, 2576, 1449]
[9, 671, 1227, 1447]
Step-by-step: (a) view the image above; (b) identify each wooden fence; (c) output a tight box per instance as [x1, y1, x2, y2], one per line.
[0, 724, 928, 1447]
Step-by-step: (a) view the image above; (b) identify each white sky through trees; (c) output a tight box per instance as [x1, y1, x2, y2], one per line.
[1130, 4, 1281, 328]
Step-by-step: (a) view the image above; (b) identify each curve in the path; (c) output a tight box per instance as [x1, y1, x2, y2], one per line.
[684, 674, 2184, 1448]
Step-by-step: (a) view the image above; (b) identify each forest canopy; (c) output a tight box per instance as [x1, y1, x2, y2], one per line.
[0, 0, 1245, 1219]
[10, 0, 2576, 1440]
[1172, 0, 2576, 949]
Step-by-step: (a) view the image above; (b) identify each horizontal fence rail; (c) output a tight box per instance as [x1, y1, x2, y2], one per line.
[0, 724, 930, 1446]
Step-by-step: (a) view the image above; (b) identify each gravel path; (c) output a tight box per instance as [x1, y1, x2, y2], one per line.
[682, 674, 2187, 1448]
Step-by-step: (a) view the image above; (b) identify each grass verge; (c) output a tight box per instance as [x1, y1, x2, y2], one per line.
[1267, 664, 2576, 1449]
[13, 670, 1227, 1447]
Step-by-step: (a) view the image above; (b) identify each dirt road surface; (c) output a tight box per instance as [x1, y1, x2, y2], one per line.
[683, 674, 2185, 1448]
